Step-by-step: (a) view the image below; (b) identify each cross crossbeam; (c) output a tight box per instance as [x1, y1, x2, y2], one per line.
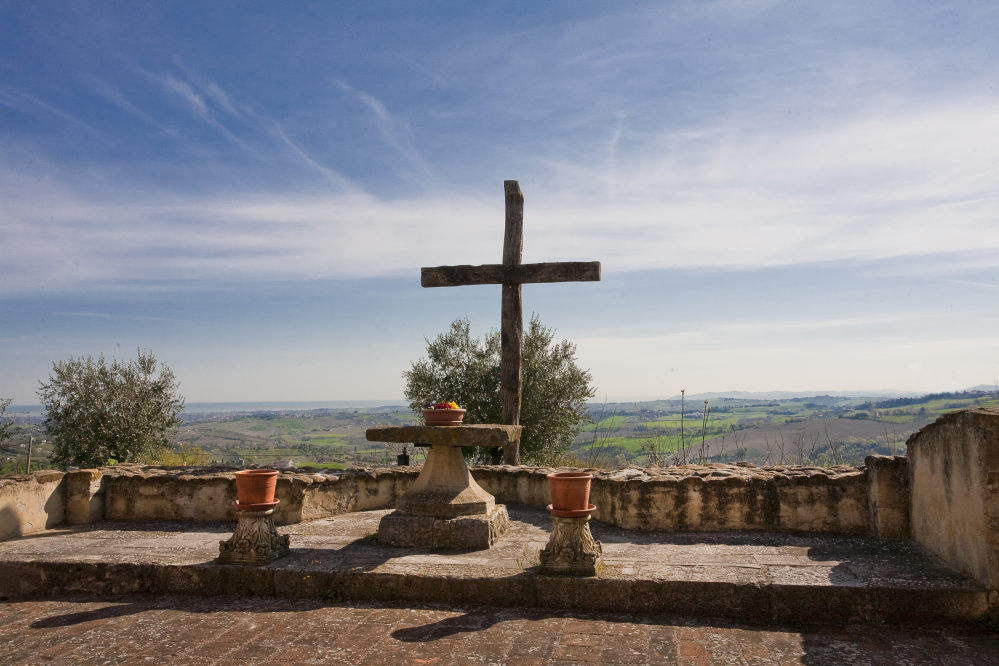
[421, 261, 600, 288]
[421, 180, 600, 465]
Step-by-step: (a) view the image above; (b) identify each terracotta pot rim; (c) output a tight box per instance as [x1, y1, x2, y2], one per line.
[547, 472, 593, 480]
[234, 469, 279, 476]
[547, 503, 597, 518]
[422, 408, 467, 414]
[233, 499, 281, 511]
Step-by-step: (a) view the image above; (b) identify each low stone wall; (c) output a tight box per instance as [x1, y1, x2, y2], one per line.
[475, 463, 871, 534]
[907, 409, 999, 597]
[0, 471, 66, 540]
[82, 463, 873, 534]
[865, 455, 909, 538]
[0, 462, 874, 538]
[101, 466, 419, 526]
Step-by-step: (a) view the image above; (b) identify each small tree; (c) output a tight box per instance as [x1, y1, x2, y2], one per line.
[403, 316, 595, 466]
[0, 398, 21, 465]
[0, 398, 19, 452]
[37, 349, 185, 468]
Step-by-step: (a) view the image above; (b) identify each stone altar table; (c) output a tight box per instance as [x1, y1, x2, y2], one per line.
[366, 424, 521, 549]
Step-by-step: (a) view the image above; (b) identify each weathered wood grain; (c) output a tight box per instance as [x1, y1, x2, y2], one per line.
[501, 281, 522, 464]
[501, 181, 525, 464]
[420, 262, 601, 287]
[503, 180, 524, 267]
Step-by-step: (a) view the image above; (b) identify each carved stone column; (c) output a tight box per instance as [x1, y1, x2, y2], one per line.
[539, 515, 602, 576]
[218, 508, 290, 565]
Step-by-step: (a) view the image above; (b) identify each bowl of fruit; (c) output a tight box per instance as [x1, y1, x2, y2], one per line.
[422, 401, 466, 426]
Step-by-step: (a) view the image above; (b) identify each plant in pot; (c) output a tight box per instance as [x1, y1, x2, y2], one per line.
[546, 471, 596, 517]
[233, 469, 280, 510]
[422, 401, 466, 426]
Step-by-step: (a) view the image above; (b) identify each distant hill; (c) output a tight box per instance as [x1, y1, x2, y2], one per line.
[661, 390, 923, 401]
[598, 385, 997, 404]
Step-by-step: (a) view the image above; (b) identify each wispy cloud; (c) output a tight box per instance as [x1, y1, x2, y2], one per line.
[138, 68, 254, 153]
[57, 311, 176, 322]
[84, 76, 170, 131]
[0, 87, 105, 137]
[2, 90, 997, 295]
[267, 120, 358, 192]
[337, 81, 433, 186]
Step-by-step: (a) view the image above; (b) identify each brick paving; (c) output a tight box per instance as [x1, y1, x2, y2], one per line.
[0, 596, 996, 665]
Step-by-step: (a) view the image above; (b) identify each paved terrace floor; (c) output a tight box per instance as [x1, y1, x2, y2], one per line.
[2, 595, 998, 665]
[0, 505, 988, 624]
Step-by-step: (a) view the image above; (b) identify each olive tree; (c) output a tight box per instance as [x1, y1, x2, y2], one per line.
[0, 398, 18, 449]
[403, 316, 595, 466]
[0, 398, 21, 474]
[37, 349, 185, 468]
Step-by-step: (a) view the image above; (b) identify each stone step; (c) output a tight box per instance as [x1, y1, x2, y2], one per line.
[0, 505, 988, 625]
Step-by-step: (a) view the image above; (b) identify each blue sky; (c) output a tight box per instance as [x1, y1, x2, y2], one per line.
[1, 1, 997, 403]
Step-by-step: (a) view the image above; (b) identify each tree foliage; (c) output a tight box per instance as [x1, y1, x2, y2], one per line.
[403, 316, 595, 466]
[37, 349, 185, 468]
[0, 398, 18, 450]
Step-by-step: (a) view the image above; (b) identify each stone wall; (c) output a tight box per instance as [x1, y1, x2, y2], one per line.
[475, 464, 871, 534]
[0, 462, 874, 538]
[907, 409, 999, 597]
[0, 471, 66, 540]
[865, 455, 909, 538]
[89, 463, 872, 534]
[101, 466, 418, 526]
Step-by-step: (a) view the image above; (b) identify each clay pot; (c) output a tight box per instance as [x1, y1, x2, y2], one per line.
[234, 469, 279, 505]
[422, 408, 467, 426]
[547, 472, 593, 511]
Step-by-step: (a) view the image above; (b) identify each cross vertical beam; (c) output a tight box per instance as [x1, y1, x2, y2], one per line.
[501, 181, 524, 465]
[420, 180, 600, 467]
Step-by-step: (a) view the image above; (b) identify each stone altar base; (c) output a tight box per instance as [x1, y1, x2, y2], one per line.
[366, 425, 521, 549]
[218, 508, 290, 565]
[378, 504, 510, 550]
[539, 514, 603, 576]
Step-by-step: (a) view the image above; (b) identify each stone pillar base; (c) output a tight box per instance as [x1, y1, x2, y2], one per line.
[378, 505, 510, 550]
[218, 509, 290, 565]
[539, 515, 602, 576]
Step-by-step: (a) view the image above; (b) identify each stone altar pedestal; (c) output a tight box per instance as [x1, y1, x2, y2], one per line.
[218, 507, 290, 565]
[366, 424, 521, 550]
[539, 515, 603, 576]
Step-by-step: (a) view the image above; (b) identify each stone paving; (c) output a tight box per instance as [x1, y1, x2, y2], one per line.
[0, 595, 997, 665]
[0, 505, 986, 623]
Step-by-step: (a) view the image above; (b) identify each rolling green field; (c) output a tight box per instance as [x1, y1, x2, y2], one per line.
[570, 390, 999, 468]
[3, 389, 996, 474]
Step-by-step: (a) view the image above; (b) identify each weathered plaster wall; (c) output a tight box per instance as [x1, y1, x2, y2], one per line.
[0, 471, 65, 540]
[475, 464, 870, 534]
[100, 466, 417, 526]
[865, 455, 910, 539]
[908, 409, 999, 595]
[0, 462, 873, 538]
[65, 470, 106, 525]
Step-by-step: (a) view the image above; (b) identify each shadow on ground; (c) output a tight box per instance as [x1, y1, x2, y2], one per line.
[20, 595, 999, 665]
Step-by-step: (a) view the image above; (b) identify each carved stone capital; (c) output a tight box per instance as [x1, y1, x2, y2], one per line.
[218, 509, 290, 565]
[539, 514, 602, 576]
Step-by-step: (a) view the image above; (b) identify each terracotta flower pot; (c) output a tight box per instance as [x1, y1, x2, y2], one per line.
[547, 472, 593, 511]
[234, 469, 279, 505]
[422, 408, 467, 426]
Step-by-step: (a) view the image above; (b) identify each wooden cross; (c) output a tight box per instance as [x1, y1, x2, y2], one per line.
[421, 180, 601, 465]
